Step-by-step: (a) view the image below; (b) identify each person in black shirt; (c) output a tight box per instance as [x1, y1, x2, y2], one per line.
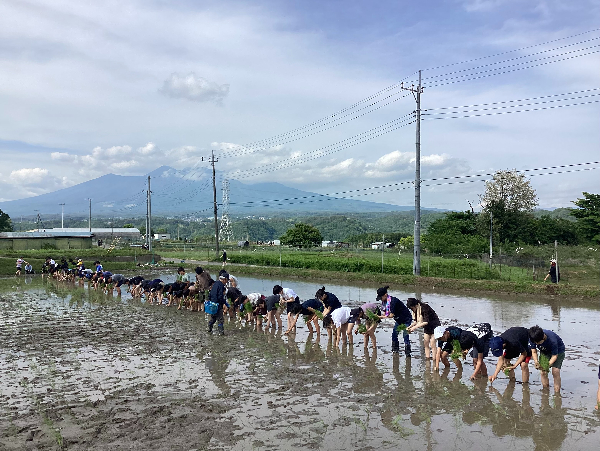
[378, 286, 412, 355]
[544, 259, 560, 283]
[433, 326, 488, 380]
[406, 298, 441, 359]
[489, 327, 531, 384]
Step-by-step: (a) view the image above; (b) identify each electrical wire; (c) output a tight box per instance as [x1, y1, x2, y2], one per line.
[424, 27, 600, 71]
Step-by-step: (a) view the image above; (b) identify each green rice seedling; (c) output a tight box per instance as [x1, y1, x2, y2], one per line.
[395, 323, 407, 333]
[357, 324, 367, 334]
[538, 353, 550, 372]
[450, 340, 463, 360]
[365, 309, 379, 323]
[313, 310, 324, 320]
[503, 367, 512, 376]
[244, 302, 253, 315]
[303, 314, 312, 323]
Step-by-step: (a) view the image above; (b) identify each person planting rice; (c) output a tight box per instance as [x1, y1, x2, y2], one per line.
[406, 298, 441, 359]
[284, 298, 324, 336]
[15, 257, 24, 275]
[207, 272, 228, 336]
[251, 295, 268, 330]
[226, 287, 243, 319]
[378, 286, 412, 355]
[273, 286, 301, 333]
[489, 327, 532, 384]
[433, 325, 490, 380]
[191, 267, 212, 311]
[315, 286, 342, 321]
[528, 326, 565, 393]
[330, 306, 353, 346]
[350, 302, 381, 350]
[265, 286, 284, 330]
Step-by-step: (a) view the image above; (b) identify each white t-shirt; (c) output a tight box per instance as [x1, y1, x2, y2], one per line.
[282, 288, 297, 300]
[246, 293, 262, 304]
[331, 306, 352, 328]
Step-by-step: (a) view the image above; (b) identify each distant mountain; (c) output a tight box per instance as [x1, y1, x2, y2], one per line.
[0, 166, 417, 218]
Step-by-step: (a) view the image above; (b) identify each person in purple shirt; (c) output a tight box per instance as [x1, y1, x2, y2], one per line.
[349, 302, 381, 350]
[529, 326, 565, 393]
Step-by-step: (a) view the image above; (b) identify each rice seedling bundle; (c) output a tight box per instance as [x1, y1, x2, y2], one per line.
[357, 324, 367, 334]
[365, 310, 379, 323]
[450, 340, 463, 360]
[313, 310, 324, 320]
[395, 323, 407, 333]
[244, 302, 253, 315]
[503, 367, 512, 376]
[303, 315, 311, 323]
[538, 353, 550, 372]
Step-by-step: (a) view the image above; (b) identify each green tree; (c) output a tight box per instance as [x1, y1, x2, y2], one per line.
[0, 209, 12, 232]
[280, 223, 323, 248]
[571, 192, 600, 244]
[423, 211, 487, 254]
[479, 170, 538, 244]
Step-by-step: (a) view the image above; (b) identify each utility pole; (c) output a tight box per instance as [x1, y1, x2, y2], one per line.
[59, 203, 65, 229]
[401, 70, 423, 275]
[34, 210, 40, 232]
[147, 176, 152, 253]
[209, 150, 220, 257]
[489, 211, 493, 269]
[88, 199, 92, 233]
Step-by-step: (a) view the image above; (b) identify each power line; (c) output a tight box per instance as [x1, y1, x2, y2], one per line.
[236, 166, 598, 209]
[422, 99, 599, 120]
[423, 38, 600, 80]
[229, 113, 415, 179]
[230, 162, 599, 207]
[424, 27, 600, 71]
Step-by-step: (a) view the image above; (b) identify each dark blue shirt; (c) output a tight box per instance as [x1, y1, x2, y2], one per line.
[530, 329, 565, 356]
[389, 296, 412, 323]
[323, 292, 342, 310]
[302, 299, 324, 315]
[209, 280, 226, 306]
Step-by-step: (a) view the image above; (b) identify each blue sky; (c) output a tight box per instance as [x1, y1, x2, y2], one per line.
[0, 0, 598, 212]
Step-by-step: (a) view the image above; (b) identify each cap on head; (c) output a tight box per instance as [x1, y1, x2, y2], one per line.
[489, 336, 504, 357]
[219, 272, 229, 280]
[433, 326, 446, 340]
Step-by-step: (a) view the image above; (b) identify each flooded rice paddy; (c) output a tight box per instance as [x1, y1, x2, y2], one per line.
[1, 274, 599, 450]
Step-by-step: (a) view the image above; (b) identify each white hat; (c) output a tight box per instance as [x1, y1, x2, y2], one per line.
[433, 326, 446, 340]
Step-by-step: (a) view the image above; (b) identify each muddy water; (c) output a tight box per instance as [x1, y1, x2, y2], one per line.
[0, 274, 599, 450]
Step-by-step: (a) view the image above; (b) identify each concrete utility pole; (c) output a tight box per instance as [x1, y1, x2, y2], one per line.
[147, 176, 152, 253]
[59, 203, 65, 229]
[401, 70, 424, 275]
[88, 199, 92, 233]
[209, 150, 220, 257]
[489, 211, 493, 269]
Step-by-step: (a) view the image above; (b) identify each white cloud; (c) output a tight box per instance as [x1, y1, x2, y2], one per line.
[138, 142, 157, 155]
[9, 168, 49, 185]
[160, 73, 229, 104]
[50, 152, 71, 161]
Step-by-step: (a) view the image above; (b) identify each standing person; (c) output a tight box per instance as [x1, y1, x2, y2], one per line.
[221, 250, 227, 268]
[544, 259, 560, 283]
[176, 266, 190, 283]
[529, 326, 565, 393]
[207, 273, 228, 335]
[378, 286, 412, 355]
[596, 358, 600, 410]
[489, 327, 531, 384]
[406, 298, 441, 359]
[15, 258, 24, 275]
